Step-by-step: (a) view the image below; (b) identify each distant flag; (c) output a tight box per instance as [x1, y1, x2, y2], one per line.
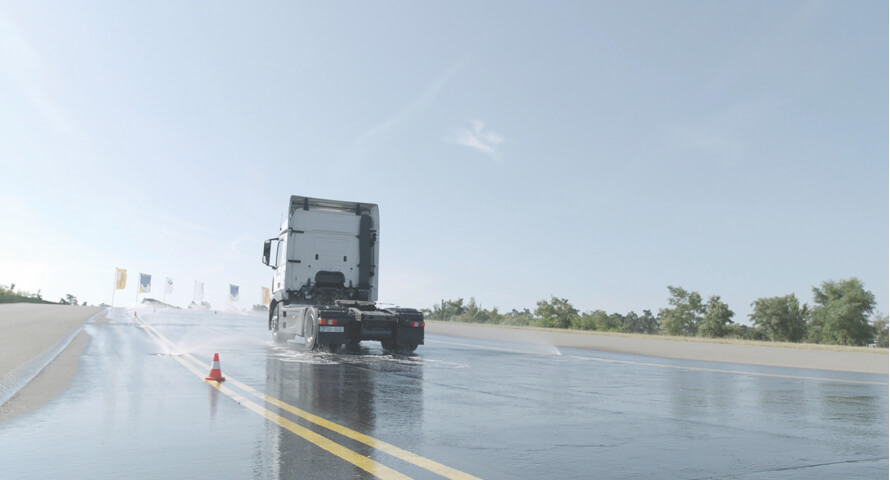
[193, 281, 204, 302]
[115, 268, 127, 289]
[261, 287, 271, 306]
[163, 277, 174, 303]
[229, 284, 239, 302]
[112, 267, 127, 306]
[139, 273, 152, 294]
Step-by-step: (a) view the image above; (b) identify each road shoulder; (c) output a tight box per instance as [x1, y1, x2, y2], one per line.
[0, 330, 89, 422]
[426, 321, 889, 374]
[0, 304, 102, 413]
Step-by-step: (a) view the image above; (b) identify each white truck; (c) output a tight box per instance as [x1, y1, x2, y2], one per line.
[262, 195, 424, 353]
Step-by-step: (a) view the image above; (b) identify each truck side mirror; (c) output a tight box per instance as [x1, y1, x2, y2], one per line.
[262, 240, 272, 266]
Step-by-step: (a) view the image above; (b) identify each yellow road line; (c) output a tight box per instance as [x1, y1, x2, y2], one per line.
[429, 339, 889, 386]
[136, 321, 413, 480]
[137, 317, 484, 480]
[245, 382, 481, 480]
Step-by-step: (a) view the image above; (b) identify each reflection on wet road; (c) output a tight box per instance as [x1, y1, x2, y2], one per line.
[1, 308, 887, 479]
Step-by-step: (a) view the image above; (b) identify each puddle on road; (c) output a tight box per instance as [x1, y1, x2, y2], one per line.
[270, 345, 339, 365]
[266, 342, 470, 369]
[412, 358, 469, 369]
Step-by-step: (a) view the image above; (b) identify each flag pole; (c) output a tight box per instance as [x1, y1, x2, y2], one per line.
[111, 268, 116, 308]
[163, 277, 167, 304]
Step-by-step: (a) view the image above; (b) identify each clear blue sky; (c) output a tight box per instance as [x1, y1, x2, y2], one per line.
[1, 1, 886, 322]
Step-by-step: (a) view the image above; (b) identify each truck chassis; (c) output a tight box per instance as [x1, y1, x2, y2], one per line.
[269, 300, 424, 353]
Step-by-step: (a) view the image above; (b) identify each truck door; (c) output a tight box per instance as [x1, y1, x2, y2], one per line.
[273, 233, 286, 293]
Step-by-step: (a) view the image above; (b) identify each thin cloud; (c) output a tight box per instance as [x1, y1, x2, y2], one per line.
[131, 207, 214, 236]
[228, 234, 254, 255]
[0, 13, 77, 138]
[450, 119, 505, 163]
[356, 57, 468, 145]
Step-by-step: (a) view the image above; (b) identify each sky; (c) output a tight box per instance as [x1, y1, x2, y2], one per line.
[0, 1, 887, 323]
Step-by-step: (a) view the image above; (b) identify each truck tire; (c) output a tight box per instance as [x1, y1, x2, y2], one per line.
[304, 308, 319, 351]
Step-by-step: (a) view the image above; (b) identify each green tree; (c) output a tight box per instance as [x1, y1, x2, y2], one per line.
[728, 323, 770, 341]
[487, 306, 500, 324]
[503, 308, 534, 326]
[455, 297, 497, 323]
[534, 296, 578, 329]
[459, 297, 482, 322]
[623, 311, 641, 333]
[65, 293, 78, 305]
[699, 295, 734, 338]
[658, 286, 704, 336]
[578, 310, 607, 330]
[430, 298, 467, 321]
[639, 309, 659, 334]
[808, 278, 876, 346]
[602, 313, 624, 332]
[749, 294, 808, 342]
[872, 312, 888, 348]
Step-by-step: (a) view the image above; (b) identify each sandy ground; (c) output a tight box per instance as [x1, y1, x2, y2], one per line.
[0, 331, 89, 422]
[0, 304, 102, 422]
[0, 304, 101, 380]
[426, 321, 889, 375]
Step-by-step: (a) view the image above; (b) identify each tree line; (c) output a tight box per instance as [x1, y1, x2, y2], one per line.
[0, 283, 87, 305]
[423, 277, 889, 348]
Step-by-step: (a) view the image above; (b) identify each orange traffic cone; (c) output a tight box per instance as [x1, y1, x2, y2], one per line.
[205, 353, 226, 382]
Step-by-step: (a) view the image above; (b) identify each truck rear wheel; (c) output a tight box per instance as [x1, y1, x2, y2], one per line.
[304, 308, 319, 351]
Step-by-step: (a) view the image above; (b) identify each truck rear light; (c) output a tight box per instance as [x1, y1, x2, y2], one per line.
[319, 318, 338, 326]
[409, 321, 424, 328]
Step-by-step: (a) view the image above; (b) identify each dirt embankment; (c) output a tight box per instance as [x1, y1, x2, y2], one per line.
[0, 304, 104, 421]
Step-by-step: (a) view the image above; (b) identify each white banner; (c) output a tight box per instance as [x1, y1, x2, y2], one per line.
[165, 277, 173, 295]
[193, 281, 204, 302]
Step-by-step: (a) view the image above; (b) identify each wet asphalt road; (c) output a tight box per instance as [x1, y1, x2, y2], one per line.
[1, 308, 887, 479]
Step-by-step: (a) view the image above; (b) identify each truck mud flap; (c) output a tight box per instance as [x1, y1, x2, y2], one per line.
[317, 329, 349, 346]
[393, 325, 424, 346]
[317, 307, 350, 346]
